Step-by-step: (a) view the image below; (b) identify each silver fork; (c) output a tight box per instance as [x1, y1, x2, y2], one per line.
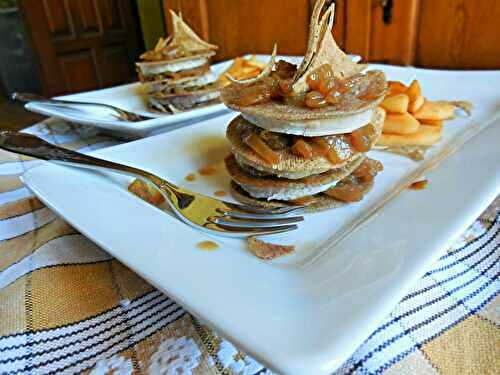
[0, 131, 304, 237]
[12, 92, 150, 122]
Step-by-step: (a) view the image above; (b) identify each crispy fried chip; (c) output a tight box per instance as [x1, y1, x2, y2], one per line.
[247, 236, 295, 260]
[218, 55, 269, 87]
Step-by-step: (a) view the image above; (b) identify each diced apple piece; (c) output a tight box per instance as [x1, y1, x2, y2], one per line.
[380, 93, 409, 114]
[388, 81, 407, 95]
[405, 80, 422, 102]
[408, 95, 424, 113]
[419, 119, 444, 128]
[378, 125, 442, 146]
[413, 100, 455, 120]
[383, 113, 420, 134]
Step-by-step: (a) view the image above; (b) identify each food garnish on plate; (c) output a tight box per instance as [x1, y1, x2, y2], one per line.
[218, 55, 266, 87]
[376, 80, 473, 160]
[136, 11, 220, 114]
[221, 0, 387, 213]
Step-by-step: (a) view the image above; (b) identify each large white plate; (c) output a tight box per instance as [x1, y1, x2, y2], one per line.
[22, 66, 500, 374]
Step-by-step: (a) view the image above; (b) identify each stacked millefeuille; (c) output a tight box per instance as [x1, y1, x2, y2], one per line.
[221, 0, 388, 211]
[136, 11, 220, 113]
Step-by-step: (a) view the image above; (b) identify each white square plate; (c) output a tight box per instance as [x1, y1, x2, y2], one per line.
[22, 66, 500, 374]
[24, 59, 233, 138]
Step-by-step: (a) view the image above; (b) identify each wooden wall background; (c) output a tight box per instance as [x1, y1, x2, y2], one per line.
[162, 0, 500, 69]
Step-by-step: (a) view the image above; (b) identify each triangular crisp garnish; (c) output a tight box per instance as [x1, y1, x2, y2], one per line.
[140, 11, 217, 61]
[292, 2, 365, 94]
[169, 10, 218, 53]
[293, 0, 328, 80]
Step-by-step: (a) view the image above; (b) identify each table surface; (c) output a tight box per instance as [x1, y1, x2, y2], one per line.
[0, 100, 45, 131]
[0, 115, 498, 375]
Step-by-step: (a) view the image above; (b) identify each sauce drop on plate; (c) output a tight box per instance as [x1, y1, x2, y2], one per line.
[196, 240, 219, 251]
[214, 190, 226, 197]
[198, 166, 217, 176]
[409, 179, 428, 190]
[185, 173, 196, 182]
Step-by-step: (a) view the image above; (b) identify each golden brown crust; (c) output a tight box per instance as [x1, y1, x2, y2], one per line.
[221, 70, 387, 121]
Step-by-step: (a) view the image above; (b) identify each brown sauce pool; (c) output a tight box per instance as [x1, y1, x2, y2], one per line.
[198, 165, 217, 176]
[196, 240, 219, 251]
[409, 179, 428, 190]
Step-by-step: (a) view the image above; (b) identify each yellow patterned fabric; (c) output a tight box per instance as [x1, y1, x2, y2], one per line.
[0, 119, 498, 374]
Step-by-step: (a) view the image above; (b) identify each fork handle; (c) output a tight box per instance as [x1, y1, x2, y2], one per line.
[12, 92, 124, 116]
[0, 131, 168, 186]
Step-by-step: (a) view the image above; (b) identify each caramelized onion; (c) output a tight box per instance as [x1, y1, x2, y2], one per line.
[310, 137, 342, 164]
[352, 159, 383, 182]
[231, 83, 272, 106]
[278, 79, 294, 96]
[275, 60, 297, 79]
[290, 195, 317, 206]
[305, 91, 328, 108]
[259, 130, 289, 150]
[350, 124, 376, 152]
[324, 183, 365, 202]
[243, 132, 280, 164]
[291, 139, 314, 159]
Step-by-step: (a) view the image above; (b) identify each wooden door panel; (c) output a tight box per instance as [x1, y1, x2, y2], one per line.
[20, 0, 140, 95]
[369, 0, 419, 65]
[208, 0, 310, 60]
[76, 0, 102, 36]
[331, 0, 346, 50]
[416, 0, 500, 69]
[344, 0, 371, 60]
[97, 46, 133, 87]
[163, 0, 310, 61]
[42, 0, 75, 40]
[58, 51, 99, 92]
[101, 0, 126, 33]
[343, 0, 419, 65]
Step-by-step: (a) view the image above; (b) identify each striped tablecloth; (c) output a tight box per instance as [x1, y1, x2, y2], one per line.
[0, 119, 498, 375]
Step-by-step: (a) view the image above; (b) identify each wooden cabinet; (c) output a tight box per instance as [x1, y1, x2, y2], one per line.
[416, 0, 500, 69]
[162, 0, 500, 69]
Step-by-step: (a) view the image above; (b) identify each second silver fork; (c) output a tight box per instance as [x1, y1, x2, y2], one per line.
[12, 92, 150, 122]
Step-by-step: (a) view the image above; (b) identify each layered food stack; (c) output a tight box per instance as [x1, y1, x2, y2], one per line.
[221, 0, 388, 211]
[136, 11, 220, 113]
